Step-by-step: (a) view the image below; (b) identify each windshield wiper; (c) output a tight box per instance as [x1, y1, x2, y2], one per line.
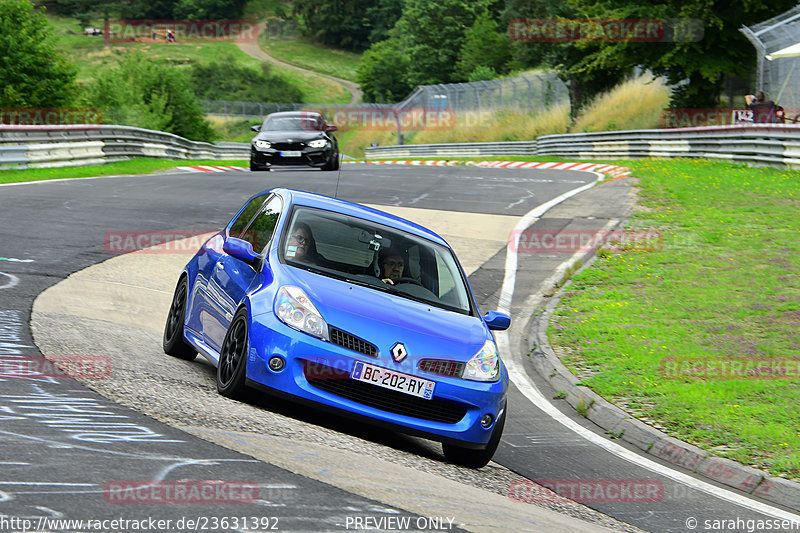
[379, 285, 436, 306]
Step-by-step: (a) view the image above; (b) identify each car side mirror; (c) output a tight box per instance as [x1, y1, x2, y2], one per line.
[223, 237, 259, 266]
[324, 124, 338, 132]
[251, 125, 261, 132]
[484, 311, 511, 331]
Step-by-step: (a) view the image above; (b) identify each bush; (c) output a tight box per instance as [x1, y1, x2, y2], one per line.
[89, 52, 215, 141]
[190, 54, 303, 103]
[357, 39, 413, 103]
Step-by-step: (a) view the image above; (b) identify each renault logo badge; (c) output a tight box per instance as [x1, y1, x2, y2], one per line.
[391, 343, 407, 363]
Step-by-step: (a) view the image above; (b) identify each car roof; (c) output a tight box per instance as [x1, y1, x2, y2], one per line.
[273, 188, 449, 246]
[265, 111, 324, 119]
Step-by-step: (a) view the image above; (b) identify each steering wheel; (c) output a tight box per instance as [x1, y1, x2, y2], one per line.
[392, 277, 423, 286]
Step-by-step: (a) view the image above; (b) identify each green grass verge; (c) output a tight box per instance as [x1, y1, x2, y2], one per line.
[0, 159, 246, 184]
[266, 63, 351, 104]
[549, 158, 800, 479]
[259, 36, 361, 82]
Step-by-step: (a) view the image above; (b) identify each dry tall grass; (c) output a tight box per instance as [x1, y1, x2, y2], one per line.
[211, 75, 672, 158]
[411, 105, 571, 145]
[338, 128, 402, 159]
[569, 75, 670, 133]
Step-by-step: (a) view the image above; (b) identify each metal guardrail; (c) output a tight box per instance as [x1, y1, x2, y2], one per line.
[0, 124, 250, 169]
[361, 141, 538, 159]
[365, 124, 800, 169]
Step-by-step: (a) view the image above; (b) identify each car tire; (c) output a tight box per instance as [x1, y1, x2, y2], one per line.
[217, 307, 249, 399]
[442, 402, 506, 468]
[250, 161, 266, 171]
[163, 277, 197, 361]
[322, 155, 340, 171]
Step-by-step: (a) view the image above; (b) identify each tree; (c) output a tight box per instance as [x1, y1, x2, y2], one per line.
[500, 0, 626, 115]
[292, 0, 374, 52]
[398, 0, 492, 86]
[89, 52, 216, 141]
[455, 10, 512, 81]
[567, 0, 797, 107]
[0, 0, 79, 108]
[357, 38, 413, 103]
[173, 0, 248, 20]
[365, 0, 403, 45]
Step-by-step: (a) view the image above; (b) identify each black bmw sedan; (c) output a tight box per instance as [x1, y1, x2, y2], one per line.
[250, 111, 340, 171]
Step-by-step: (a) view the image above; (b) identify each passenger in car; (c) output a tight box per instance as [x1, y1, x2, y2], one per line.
[286, 222, 324, 265]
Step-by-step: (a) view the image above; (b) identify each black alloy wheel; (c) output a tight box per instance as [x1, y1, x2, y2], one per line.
[217, 308, 249, 399]
[163, 277, 197, 361]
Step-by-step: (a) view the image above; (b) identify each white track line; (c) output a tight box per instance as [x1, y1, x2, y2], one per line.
[497, 172, 800, 521]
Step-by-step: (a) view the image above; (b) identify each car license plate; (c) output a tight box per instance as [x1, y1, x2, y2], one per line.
[280, 150, 301, 157]
[351, 361, 435, 400]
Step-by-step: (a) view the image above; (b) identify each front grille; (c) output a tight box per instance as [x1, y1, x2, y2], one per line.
[271, 142, 304, 151]
[329, 327, 377, 357]
[419, 359, 465, 378]
[304, 365, 468, 424]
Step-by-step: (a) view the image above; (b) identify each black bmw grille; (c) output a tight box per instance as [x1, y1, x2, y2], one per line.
[271, 142, 304, 151]
[304, 365, 468, 424]
[329, 327, 378, 357]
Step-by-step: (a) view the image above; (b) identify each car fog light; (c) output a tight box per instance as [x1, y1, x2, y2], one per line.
[481, 414, 493, 428]
[268, 356, 285, 371]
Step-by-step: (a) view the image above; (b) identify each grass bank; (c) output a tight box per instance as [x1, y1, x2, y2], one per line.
[549, 159, 800, 479]
[49, 14, 349, 104]
[259, 36, 361, 82]
[0, 159, 246, 185]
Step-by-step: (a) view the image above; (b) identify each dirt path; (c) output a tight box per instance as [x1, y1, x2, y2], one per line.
[237, 41, 362, 104]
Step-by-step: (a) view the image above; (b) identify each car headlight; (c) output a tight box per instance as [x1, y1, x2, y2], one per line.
[462, 340, 500, 381]
[254, 140, 271, 149]
[308, 139, 328, 148]
[274, 286, 329, 341]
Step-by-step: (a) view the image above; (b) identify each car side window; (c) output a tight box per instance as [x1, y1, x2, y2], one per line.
[241, 196, 282, 253]
[229, 193, 269, 238]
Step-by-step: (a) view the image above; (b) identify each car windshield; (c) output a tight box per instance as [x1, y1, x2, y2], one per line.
[263, 115, 322, 132]
[281, 207, 473, 315]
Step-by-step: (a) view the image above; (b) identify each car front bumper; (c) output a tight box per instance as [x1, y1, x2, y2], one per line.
[250, 146, 335, 168]
[245, 315, 507, 448]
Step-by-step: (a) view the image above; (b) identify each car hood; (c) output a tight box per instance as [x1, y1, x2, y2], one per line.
[283, 267, 489, 361]
[254, 130, 327, 143]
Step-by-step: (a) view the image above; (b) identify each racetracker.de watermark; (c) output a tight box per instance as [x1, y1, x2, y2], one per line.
[0, 355, 111, 380]
[104, 230, 218, 254]
[108, 20, 259, 42]
[508, 18, 703, 42]
[104, 480, 258, 504]
[660, 358, 800, 380]
[0, 108, 102, 125]
[509, 479, 664, 504]
[510, 228, 663, 254]
[325, 107, 456, 131]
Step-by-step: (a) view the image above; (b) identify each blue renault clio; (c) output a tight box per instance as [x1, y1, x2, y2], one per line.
[163, 188, 510, 467]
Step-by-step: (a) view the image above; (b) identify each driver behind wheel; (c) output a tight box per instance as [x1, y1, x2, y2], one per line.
[378, 247, 405, 285]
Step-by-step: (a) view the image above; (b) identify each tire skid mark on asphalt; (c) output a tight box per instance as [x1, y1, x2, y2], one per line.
[0, 272, 20, 290]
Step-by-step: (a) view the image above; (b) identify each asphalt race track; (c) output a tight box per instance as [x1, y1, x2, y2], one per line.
[1, 164, 799, 532]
